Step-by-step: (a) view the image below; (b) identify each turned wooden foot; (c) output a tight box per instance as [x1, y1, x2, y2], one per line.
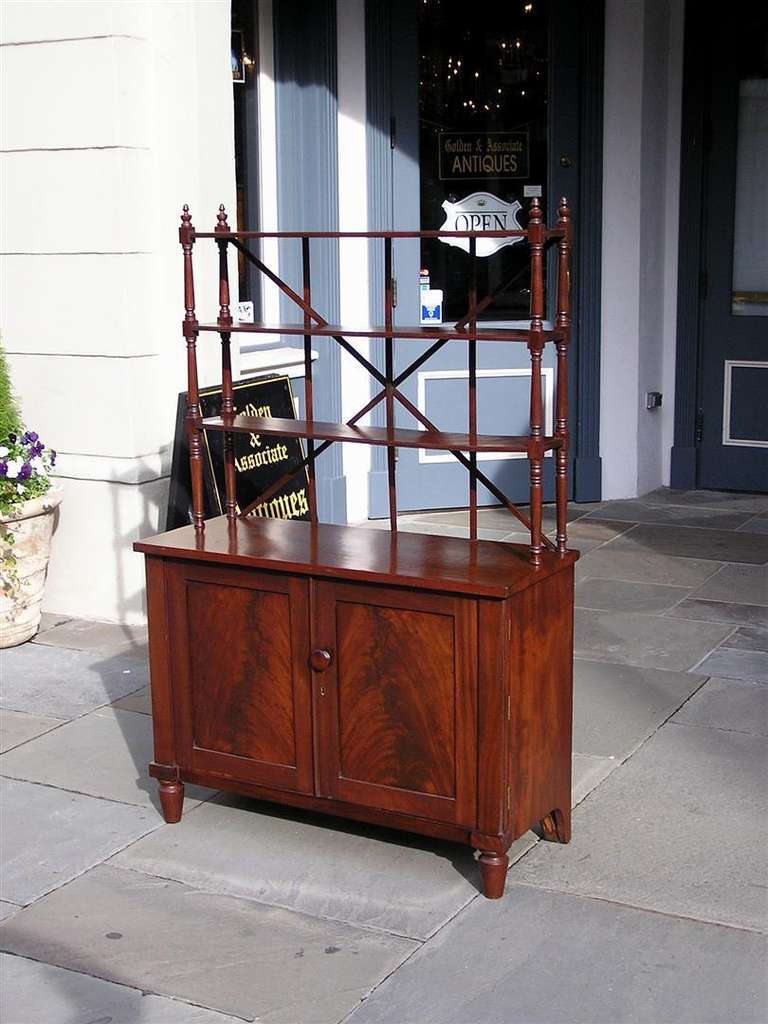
[479, 851, 509, 899]
[159, 781, 184, 823]
[541, 807, 570, 843]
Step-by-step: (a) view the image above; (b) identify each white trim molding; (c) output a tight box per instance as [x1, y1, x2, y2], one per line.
[722, 360, 768, 448]
[416, 367, 555, 464]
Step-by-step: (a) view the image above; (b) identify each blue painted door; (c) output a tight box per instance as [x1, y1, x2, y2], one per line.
[697, 11, 768, 491]
[370, 0, 581, 515]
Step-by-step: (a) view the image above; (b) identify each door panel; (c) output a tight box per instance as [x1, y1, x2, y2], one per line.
[167, 563, 313, 794]
[697, 7, 768, 490]
[312, 581, 478, 826]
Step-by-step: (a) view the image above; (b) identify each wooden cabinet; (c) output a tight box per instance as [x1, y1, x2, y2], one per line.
[136, 203, 577, 899]
[138, 518, 576, 899]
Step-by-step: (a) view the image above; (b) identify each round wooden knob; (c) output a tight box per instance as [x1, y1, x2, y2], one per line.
[310, 649, 333, 672]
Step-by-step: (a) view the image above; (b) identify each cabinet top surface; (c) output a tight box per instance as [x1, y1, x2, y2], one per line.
[134, 517, 577, 598]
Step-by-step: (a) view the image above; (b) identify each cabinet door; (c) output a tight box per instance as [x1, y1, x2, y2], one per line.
[167, 563, 313, 794]
[312, 581, 477, 826]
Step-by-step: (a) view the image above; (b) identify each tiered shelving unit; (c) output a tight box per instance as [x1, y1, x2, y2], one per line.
[134, 201, 578, 900]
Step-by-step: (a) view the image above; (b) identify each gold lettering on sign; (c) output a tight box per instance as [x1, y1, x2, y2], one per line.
[248, 487, 309, 521]
[234, 442, 289, 473]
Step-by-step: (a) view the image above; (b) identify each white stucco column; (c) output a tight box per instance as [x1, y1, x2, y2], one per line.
[336, 0, 371, 523]
[0, 0, 236, 622]
[599, 0, 684, 499]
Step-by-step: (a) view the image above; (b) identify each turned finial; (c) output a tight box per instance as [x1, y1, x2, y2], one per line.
[216, 203, 230, 232]
[558, 196, 570, 222]
[181, 204, 192, 226]
[529, 196, 542, 223]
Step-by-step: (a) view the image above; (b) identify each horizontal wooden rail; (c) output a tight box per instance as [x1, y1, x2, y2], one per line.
[202, 415, 564, 455]
[195, 228, 567, 240]
[196, 322, 567, 344]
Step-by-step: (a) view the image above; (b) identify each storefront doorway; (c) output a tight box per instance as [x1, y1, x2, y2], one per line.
[368, 0, 596, 514]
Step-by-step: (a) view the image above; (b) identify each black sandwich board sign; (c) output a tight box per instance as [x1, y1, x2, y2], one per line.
[165, 374, 310, 531]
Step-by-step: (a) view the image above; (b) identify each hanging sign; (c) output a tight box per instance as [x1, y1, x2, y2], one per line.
[438, 132, 529, 181]
[165, 374, 310, 531]
[439, 192, 524, 257]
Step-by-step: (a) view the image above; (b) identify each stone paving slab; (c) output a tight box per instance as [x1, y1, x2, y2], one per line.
[692, 647, 768, 684]
[687, 563, 768, 606]
[575, 546, 722, 587]
[113, 795, 477, 940]
[510, 722, 768, 932]
[0, 864, 418, 1023]
[667, 597, 768, 627]
[721, 625, 768, 652]
[575, 578, 691, 613]
[0, 953, 242, 1024]
[671, 677, 768, 736]
[558, 518, 636, 553]
[0, 779, 158, 906]
[739, 512, 768, 533]
[571, 753, 614, 804]
[345, 884, 768, 1024]
[585, 499, 755, 531]
[36, 611, 72, 632]
[0, 902, 20, 924]
[572, 659, 705, 759]
[574, 608, 733, 671]
[642, 487, 768, 513]
[0, 708, 62, 753]
[111, 752, 611, 942]
[34, 616, 148, 654]
[605, 523, 768, 565]
[111, 686, 151, 714]
[1, 642, 148, 719]
[0, 706, 214, 812]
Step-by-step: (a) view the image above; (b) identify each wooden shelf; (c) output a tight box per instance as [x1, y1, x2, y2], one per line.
[135, 516, 577, 599]
[201, 415, 564, 454]
[196, 322, 566, 343]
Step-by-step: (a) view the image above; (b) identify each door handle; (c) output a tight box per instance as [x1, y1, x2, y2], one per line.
[310, 649, 333, 672]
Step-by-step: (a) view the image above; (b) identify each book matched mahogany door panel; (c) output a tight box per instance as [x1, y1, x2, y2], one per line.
[166, 563, 314, 794]
[311, 581, 478, 826]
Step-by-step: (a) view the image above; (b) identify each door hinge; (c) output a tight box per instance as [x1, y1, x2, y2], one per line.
[506, 785, 512, 811]
[391, 275, 398, 309]
[695, 408, 704, 444]
[506, 694, 512, 720]
[389, 115, 396, 150]
[699, 270, 709, 302]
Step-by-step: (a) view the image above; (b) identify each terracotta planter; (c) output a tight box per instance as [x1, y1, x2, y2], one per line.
[0, 486, 62, 648]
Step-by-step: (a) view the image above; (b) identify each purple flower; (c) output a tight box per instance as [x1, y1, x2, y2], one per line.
[17, 462, 32, 481]
[0, 461, 7, 477]
[7, 433, 16, 444]
[29, 441, 44, 457]
[50, 450, 57, 466]
[22, 431, 39, 445]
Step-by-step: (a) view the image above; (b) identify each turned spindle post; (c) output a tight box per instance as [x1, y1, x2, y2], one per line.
[468, 236, 478, 542]
[180, 205, 205, 531]
[302, 236, 318, 522]
[555, 196, 572, 555]
[384, 237, 397, 532]
[527, 199, 545, 566]
[215, 205, 237, 521]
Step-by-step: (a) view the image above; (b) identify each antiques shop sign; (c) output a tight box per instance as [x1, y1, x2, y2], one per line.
[438, 132, 529, 181]
[166, 374, 310, 530]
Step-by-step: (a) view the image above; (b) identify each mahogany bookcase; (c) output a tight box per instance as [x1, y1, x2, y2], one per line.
[134, 200, 577, 899]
